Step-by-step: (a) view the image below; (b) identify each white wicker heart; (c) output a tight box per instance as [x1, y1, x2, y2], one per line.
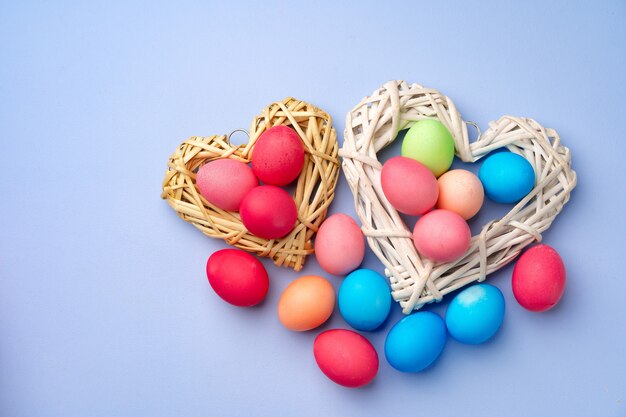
[340, 80, 577, 314]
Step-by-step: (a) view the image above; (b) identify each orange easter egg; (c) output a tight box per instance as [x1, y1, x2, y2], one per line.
[436, 169, 484, 220]
[278, 275, 335, 331]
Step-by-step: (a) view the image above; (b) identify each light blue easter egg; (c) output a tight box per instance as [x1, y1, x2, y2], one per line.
[445, 283, 505, 345]
[384, 311, 447, 372]
[478, 152, 535, 203]
[338, 269, 391, 331]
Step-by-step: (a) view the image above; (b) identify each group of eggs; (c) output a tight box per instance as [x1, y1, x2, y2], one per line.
[196, 125, 308, 239]
[205, 218, 566, 389]
[197, 120, 567, 388]
[381, 119, 536, 263]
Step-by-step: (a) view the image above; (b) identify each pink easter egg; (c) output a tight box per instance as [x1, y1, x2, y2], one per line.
[512, 244, 566, 312]
[196, 159, 258, 212]
[314, 214, 365, 275]
[206, 249, 269, 307]
[240, 185, 298, 239]
[413, 209, 471, 263]
[313, 329, 379, 388]
[252, 126, 305, 186]
[381, 156, 439, 215]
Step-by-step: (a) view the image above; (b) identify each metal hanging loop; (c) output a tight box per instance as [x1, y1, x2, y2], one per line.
[226, 128, 250, 145]
[465, 120, 482, 141]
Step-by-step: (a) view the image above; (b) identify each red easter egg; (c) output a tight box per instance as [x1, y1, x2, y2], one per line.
[252, 126, 305, 186]
[206, 249, 269, 307]
[196, 159, 258, 211]
[512, 244, 566, 312]
[240, 185, 298, 239]
[313, 329, 379, 388]
[381, 156, 439, 215]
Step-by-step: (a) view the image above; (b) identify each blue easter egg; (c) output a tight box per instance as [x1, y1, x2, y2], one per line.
[478, 152, 535, 203]
[338, 268, 391, 331]
[384, 311, 447, 372]
[445, 283, 505, 344]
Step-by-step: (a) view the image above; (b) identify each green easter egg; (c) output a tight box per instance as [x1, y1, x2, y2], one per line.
[401, 119, 455, 177]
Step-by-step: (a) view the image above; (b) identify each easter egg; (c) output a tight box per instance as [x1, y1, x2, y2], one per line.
[512, 244, 566, 312]
[278, 275, 335, 331]
[314, 214, 365, 276]
[478, 152, 535, 203]
[445, 283, 505, 344]
[338, 269, 391, 331]
[252, 125, 305, 186]
[413, 209, 471, 263]
[436, 169, 484, 219]
[196, 159, 258, 212]
[381, 156, 439, 215]
[401, 119, 455, 177]
[314, 329, 379, 388]
[206, 249, 269, 307]
[384, 311, 446, 372]
[240, 185, 298, 239]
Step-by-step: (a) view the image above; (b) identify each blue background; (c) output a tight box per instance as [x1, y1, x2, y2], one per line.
[1, 1, 625, 416]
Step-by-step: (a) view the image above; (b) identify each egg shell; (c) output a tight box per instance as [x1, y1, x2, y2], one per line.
[436, 169, 484, 219]
[314, 329, 379, 388]
[338, 269, 391, 331]
[196, 159, 258, 212]
[445, 283, 505, 344]
[278, 275, 335, 331]
[251, 125, 305, 186]
[240, 185, 298, 239]
[381, 156, 439, 215]
[206, 249, 269, 307]
[412, 209, 471, 263]
[512, 244, 566, 312]
[384, 311, 447, 373]
[401, 119, 455, 177]
[314, 214, 365, 276]
[478, 151, 535, 204]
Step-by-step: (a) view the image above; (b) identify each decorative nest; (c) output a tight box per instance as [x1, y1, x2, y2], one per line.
[161, 97, 340, 271]
[340, 80, 577, 313]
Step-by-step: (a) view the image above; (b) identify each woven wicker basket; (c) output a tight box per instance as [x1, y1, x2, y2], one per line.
[162, 97, 339, 271]
[340, 80, 577, 313]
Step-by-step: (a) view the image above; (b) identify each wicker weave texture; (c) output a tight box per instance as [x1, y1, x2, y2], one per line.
[340, 80, 577, 313]
[162, 97, 339, 271]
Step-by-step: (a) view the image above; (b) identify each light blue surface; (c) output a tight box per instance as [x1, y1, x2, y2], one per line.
[1, 1, 625, 416]
[445, 284, 506, 345]
[338, 269, 391, 332]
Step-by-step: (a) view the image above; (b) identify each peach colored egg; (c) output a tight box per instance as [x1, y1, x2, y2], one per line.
[436, 169, 484, 220]
[278, 275, 335, 331]
[315, 214, 365, 276]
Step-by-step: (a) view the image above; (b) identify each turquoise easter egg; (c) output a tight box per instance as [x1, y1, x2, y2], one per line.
[445, 283, 505, 344]
[478, 152, 535, 203]
[338, 269, 391, 331]
[384, 311, 446, 372]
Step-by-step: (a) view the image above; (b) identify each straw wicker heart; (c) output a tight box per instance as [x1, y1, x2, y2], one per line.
[161, 97, 339, 271]
[340, 80, 577, 313]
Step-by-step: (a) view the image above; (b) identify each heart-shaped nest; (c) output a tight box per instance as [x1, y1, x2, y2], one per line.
[340, 81, 577, 313]
[161, 97, 339, 271]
